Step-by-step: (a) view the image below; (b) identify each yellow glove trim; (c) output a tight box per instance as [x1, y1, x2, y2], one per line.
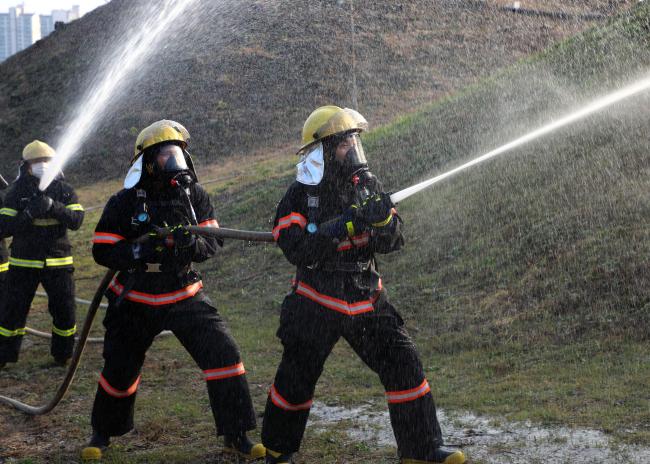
[345, 221, 355, 237]
[372, 213, 393, 228]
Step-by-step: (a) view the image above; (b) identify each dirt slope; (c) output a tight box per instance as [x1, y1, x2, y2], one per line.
[0, 0, 635, 183]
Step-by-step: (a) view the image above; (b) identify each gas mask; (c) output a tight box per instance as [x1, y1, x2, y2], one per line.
[155, 144, 188, 174]
[338, 133, 367, 172]
[142, 143, 193, 190]
[324, 132, 368, 183]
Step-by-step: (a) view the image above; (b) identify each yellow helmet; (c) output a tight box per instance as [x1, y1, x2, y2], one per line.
[22, 140, 55, 161]
[298, 105, 368, 154]
[132, 119, 190, 164]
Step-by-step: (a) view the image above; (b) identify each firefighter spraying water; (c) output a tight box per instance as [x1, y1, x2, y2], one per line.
[2, 69, 650, 420]
[261, 106, 465, 464]
[0, 174, 9, 345]
[81, 120, 265, 461]
[0, 141, 84, 370]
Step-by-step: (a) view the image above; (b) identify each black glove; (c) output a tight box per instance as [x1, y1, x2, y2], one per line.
[318, 206, 367, 239]
[161, 225, 197, 268]
[25, 194, 53, 218]
[132, 232, 166, 263]
[360, 193, 393, 227]
[163, 225, 196, 251]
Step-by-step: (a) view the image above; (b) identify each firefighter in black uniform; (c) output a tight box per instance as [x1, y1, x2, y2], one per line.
[81, 120, 264, 461]
[0, 140, 83, 369]
[0, 176, 9, 346]
[262, 106, 466, 464]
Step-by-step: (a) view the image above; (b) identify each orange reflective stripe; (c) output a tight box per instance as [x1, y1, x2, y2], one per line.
[203, 362, 245, 381]
[385, 379, 430, 404]
[337, 232, 370, 252]
[108, 277, 203, 306]
[270, 384, 312, 411]
[99, 374, 141, 398]
[272, 212, 308, 241]
[199, 219, 219, 228]
[295, 280, 382, 316]
[93, 232, 126, 245]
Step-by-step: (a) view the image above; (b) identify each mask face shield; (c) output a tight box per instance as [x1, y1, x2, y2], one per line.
[296, 142, 325, 185]
[333, 133, 367, 171]
[124, 155, 143, 189]
[155, 144, 188, 173]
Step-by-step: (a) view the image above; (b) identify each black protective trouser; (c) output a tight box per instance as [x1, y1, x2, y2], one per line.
[0, 266, 76, 363]
[0, 268, 6, 325]
[262, 290, 443, 460]
[0, 268, 6, 298]
[90, 293, 256, 437]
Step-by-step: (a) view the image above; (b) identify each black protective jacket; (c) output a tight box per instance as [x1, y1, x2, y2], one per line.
[272, 172, 403, 312]
[0, 191, 8, 269]
[92, 183, 220, 305]
[0, 191, 9, 272]
[0, 173, 83, 269]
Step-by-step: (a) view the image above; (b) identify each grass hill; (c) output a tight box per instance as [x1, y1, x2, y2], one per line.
[1, 1, 650, 462]
[0, 0, 635, 183]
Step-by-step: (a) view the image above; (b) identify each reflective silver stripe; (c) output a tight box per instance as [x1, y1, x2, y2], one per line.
[272, 213, 308, 240]
[52, 325, 77, 337]
[65, 203, 84, 211]
[92, 232, 125, 244]
[0, 326, 26, 337]
[0, 208, 17, 217]
[269, 385, 312, 411]
[337, 232, 370, 251]
[198, 219, 219, 228]
[33, 218, 61, 226]
[45, 256, 74, 267]
[9, 257, 45, 269]
[385, 380, 431, 404]
[203, 362, 245, 381]
[99, 374, 141, 398]
[295, 281, 376, 316]
[108, 277, 203, 306]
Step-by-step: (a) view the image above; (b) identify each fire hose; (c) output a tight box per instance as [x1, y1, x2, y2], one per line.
[26, 293, 174, 344]
[0, 270, 116, 415]
[5, 73, 650, 415]
[0, 226, 274, 415]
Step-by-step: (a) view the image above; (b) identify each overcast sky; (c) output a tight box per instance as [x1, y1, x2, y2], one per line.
[0, 0, 108, 16]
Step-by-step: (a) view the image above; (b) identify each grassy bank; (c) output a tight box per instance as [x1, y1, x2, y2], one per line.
[2, 3, 650, 462]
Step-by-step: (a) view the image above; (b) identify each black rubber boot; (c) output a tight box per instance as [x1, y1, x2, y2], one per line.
[80, 430, 110, 461]
[224, 432, 266, 460]
[402, 447, 466, 464]
[266, 448, 293, 464]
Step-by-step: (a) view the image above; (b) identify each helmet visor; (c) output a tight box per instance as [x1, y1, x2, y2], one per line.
[334, 133, 367, 168]
[155, 144, 188, 173]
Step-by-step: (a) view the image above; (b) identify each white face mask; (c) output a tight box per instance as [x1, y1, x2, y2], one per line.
[124, 156, 143, 189]
[30, 161, 50, 179]
[296, 142, 324, 185]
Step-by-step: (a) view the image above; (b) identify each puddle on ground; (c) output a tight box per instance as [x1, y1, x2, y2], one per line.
[309, 402, 650, 463]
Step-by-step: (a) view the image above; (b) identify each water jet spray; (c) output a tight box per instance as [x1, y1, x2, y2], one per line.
[39, 0, 200, 191]
[389, 74, 650, 204]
